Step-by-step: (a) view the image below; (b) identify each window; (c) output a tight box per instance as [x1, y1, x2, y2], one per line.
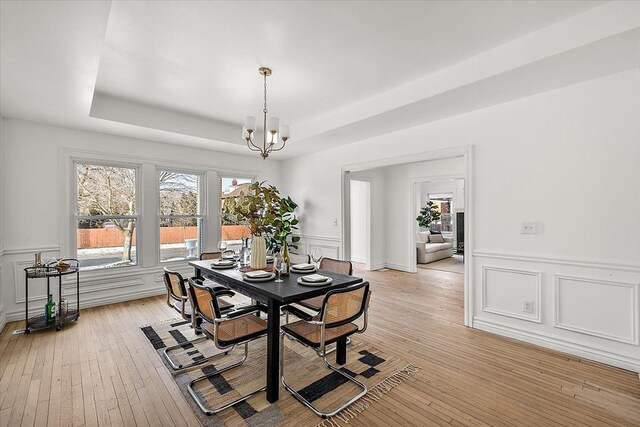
[76, 163, 138, 270]
[427, 193, 453, 232]
[159, 171, 203, 262]
[220, 176, 252, 249]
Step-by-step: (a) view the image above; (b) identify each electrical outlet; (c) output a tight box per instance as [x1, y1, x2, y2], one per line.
[522, 300, 534, 314]
[332, 218, 338, 227]
[521, 222, 537, 234]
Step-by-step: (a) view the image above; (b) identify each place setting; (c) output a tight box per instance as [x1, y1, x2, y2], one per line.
[210, 258, 236, 269]
[297, 273, 333, 287]
[290, 263, 317, 274]
[242, 270, 276, 282]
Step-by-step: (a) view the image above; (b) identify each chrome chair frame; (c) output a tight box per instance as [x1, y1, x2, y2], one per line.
[280, 283, 372, 418]
[186, 278, 269, 415]
[162, 271, 235, 371]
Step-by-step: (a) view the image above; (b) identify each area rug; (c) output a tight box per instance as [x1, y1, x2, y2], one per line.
[141, 318, 419, 427]
[417, 255, 464, 274]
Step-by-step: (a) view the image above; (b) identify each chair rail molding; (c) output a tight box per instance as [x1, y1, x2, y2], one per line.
[482, 265, 542, 323]
[554, 274, 639, 345]
[473, 250, 640, 273]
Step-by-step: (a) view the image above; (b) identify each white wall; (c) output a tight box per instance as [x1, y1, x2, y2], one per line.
[0, 118, 280, 327]
[349, 180, 368, 264]
[348, 168, 387, 270]
[0, 116, 5, 331]
[281, 69, 640, 372]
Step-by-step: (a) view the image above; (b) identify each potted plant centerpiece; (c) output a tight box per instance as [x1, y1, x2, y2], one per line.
[233, 181, 301, 270]
[267, 196, 300, 274]
[234, 181, 280, 269]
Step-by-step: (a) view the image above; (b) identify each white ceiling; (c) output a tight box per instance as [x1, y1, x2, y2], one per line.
[4, 0, 638, 160]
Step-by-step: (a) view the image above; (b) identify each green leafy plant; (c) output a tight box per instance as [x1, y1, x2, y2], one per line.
[233, 181, 280, 236]
[416, 201, 441, 229]
[267, 196, 300, 253]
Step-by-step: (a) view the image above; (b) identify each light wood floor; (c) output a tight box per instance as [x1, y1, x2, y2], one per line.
[1, 265, 639, 426]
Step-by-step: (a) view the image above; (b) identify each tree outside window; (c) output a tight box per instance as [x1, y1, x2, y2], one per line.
[159, 171, 203, 262]
[76, 163, 138, 269]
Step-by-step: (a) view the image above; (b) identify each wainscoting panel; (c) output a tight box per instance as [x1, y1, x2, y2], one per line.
[482, 266, 542, 323]
[296, 235, 341, 261]
[554, 275, 638, 345]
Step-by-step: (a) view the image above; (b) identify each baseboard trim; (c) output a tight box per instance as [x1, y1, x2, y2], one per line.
[5, 287, 166, 324]
[0, 304, 7, 334]
[473, 318, 640, 373]
[384, 263, 413, 273]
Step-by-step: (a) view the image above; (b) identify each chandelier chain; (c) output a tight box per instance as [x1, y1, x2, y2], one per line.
[263, 74, 268, 114]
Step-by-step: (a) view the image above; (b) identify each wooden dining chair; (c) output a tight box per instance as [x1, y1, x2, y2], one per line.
[280, 282, 372, 418]
[163, 268, 191, 319]
[187, 277, 269, 415]
[200, 251, 222, 260]
[162, 268, 234, 370]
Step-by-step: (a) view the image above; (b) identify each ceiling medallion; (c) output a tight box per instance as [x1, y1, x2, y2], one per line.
[242, 67, 290, 159]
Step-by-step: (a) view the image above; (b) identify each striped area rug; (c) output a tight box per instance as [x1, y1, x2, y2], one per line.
[141, 318, 418, 427]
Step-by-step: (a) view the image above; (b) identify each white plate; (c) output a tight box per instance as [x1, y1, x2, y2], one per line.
[297, 276, 333, 287]
[243, 272, 276, 282]
[291, 267, 317, 274]
[211, 262, 236, 269]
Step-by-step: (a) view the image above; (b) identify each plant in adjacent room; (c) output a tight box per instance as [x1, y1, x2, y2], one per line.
[416, 201, 441, 230]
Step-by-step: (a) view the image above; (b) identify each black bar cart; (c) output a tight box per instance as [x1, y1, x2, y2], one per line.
[23, 259, 80, 333]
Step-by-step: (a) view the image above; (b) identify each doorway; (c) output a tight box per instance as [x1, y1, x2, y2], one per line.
[349, 179, 371, 269]
[342, 146, 474, 327]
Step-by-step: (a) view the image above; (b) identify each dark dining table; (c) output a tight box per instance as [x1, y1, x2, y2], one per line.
[188, 259, 363, 403]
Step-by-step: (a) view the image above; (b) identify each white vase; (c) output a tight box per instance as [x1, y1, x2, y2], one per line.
[250, 236, 267, 269]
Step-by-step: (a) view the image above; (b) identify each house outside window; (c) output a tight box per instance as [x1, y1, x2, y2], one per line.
[220, 176, 252, 250]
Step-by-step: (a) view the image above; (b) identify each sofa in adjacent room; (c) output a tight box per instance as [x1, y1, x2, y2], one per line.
[416, 231, 455, 264]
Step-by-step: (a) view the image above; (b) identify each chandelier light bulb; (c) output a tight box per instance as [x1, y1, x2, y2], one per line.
[244, 116, 256, 132]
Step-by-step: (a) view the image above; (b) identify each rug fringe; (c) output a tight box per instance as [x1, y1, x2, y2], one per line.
[314, 363, 420, 427]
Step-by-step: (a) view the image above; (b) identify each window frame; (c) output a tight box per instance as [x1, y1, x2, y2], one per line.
[157, 168, 206, 263]
[427, 192, 454, 232]
[72, 159, 143, 271]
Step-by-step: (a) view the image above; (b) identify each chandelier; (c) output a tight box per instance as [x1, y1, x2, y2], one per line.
[242, 67, 290, 159]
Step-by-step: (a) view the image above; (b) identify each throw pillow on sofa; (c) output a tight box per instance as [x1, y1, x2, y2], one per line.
[417, 231, 431, 243]
[429, 234, 445, 243]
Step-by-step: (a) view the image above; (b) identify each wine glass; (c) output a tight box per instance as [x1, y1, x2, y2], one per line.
[217, 240, 227, 254]
[274, 255, 284, 283]
[310, 248, 322, 266]
[232, 248, 241, 269]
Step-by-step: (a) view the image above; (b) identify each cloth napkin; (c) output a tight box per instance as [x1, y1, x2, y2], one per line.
[301, 274, 329, 283]
[292, 263, 315, 270]
[213, 259, 234, 266]
[245, 270, 272, 278]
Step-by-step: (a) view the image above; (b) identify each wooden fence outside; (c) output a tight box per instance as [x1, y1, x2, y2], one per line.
[77, 225, 251, 249]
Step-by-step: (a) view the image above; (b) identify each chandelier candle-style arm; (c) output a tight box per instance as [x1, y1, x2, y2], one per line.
[241, 67, 291, 159]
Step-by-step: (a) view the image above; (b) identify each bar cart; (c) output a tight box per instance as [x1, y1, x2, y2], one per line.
[23, 259, 80, 333]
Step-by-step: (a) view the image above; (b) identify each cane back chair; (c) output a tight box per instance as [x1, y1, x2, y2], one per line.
[297, 257, 353, 313]
[162, 268, 234, 370]
[281, 282, 372, 418]
[186, 278, 269, 415]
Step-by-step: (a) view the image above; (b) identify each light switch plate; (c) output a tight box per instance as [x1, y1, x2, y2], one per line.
[521, 222, 537, 234]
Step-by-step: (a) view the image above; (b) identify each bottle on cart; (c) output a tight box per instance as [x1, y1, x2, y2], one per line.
[45, 294, 54, 324]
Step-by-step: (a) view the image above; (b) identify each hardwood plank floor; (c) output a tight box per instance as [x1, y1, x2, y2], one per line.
[1, 265, 638, 426]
